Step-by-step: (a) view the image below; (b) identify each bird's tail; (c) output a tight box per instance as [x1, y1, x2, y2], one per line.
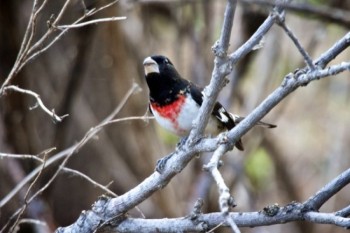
[230, 114, 277, 128]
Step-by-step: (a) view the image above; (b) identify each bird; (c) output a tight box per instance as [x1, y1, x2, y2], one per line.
[143, 55, 276, 151]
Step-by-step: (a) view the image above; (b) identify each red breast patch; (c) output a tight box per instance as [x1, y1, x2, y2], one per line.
[151, 95, 186, 128]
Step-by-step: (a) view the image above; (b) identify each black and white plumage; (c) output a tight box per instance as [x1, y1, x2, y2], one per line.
[143, 55, 276, 151]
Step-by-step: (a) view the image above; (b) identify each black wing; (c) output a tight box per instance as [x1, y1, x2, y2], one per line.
[189, 83, 244, 151]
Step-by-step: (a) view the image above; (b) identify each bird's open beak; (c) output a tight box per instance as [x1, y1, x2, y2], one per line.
[143, 57, 159, 74]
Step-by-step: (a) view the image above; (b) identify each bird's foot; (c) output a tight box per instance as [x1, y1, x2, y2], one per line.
[156, 152, 174, 173]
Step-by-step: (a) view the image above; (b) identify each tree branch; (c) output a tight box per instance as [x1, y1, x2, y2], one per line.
[241, 0, 350, 28]
[56, 16, 127, 29]
[3, 85, 69, 123]
[0, 84, 143, 233]
[188, 0, 237, 143]
[57, 169, 350, 233]
[0, 0, 124, 94]
[304, 168, 350, 211]
[315, 32, 350, 68]
[273, 10, 316, 70]
[62, 202, 350, 233]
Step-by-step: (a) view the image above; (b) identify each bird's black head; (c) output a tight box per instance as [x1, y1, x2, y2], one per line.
[143, 55, 174, 76]
[143, 55, 189, 103]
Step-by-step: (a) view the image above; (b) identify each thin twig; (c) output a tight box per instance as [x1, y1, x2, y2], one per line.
[273, 10, 316, 70]
[19, 0, 121, 73]
[59, 168, 150, 230]
[20, 0, 49, 63]
[241, 0, 350, 28]
[56, 16, 126, 29]
[88, 0, 120, 16]
[0, 84, 141, 233]
[0, 116, 149, 209]
[0, 0, 47, 92]
[7, 149, 52, 233]
[3, 85, 69, 123]
[203, 143, 233, 214]
[206, 221, 225, 233]
[97, 116, 154, 129]
[226, 216, 241, 233]
[61, 167, 118, 197]
[0, 146, 74, 209]
[0, 0, 122, 93]
[26, 0, 73, 56]
[18, 218, 48, 227]
[0, 153, 44, 163]
[27, 84, 139, 196]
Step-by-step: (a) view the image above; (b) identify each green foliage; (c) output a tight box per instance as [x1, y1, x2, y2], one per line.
[156, 126, 179, 145]
[308, 0, 329, 5]
[245, 148, 274, 190]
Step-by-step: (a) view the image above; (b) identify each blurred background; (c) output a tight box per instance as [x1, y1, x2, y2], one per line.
[0, 0, 349, 232]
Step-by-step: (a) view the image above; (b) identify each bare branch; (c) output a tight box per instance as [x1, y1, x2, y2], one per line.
[224, 61, 350, 151]
[1, 0, 49, 90]
[273, 10, 316, 70]
[229, 11, 276, 63]
[6, 149, 52, 233]
[3, 85, 69, 123]
[315, 32, 350, 68]
[216, 0, 237, 56]
[0, 153, 44, 163]
[18, 218, 48, 227]
[188, 0, 238, 143]
[241, 0, 350, 28]
[0, 0, 123, 94]
[0, 146, 74, 209]
[56, 16, 127, 29]
[336, 205, 350, 217]
[304, 168, 350, 211]
[203, 143, 234, 214]
[18, 1, 123, 73]
[226, 216, 241, 233]
[0, 84, 144, 233]
[61, 167, 118, 197]
[63, 203, 350, 233]
[94, 116, 153, 130]
[0, 115, 149, 209]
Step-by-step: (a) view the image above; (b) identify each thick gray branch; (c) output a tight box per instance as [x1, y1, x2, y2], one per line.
[304, 168, 350, 210]
[188, 0, 237, 142]
[59, 203, 350, 233]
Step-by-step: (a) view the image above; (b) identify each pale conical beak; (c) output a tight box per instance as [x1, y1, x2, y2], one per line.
[143, 57, 159, 74]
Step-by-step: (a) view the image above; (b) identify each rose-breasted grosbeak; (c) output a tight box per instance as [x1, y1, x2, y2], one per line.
[143, 55, 276, 151]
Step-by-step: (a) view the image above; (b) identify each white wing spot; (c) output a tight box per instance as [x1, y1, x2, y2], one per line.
[218, 108, 229, 123]
[229, 113, 240, 122]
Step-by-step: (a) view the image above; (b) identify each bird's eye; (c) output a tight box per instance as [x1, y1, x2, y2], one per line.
[164, 59, 169, 64]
